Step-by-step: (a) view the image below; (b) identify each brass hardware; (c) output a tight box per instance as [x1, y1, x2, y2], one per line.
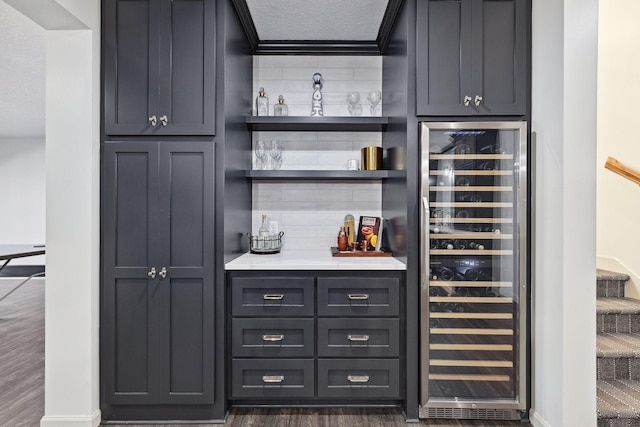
[347, 374, 370, 383]
[347, 334, 370, 342]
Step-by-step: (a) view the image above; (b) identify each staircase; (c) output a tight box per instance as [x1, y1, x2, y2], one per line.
[597, 269, 640, 427]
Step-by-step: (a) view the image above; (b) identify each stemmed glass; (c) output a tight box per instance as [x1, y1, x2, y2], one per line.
[269, 140, 283, 170]
[254, 140, 269, 170]
[367, 91, 382, 116]
[346, 92, 363, 116]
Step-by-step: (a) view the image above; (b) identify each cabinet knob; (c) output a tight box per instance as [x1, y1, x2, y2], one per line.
[160, 115, 168, 126]
[463, 96, 472, 107]
[147, 267, 157, 278]
[159, 267, 167, 278]
[149, 115, 157, 126]
[474, 95, 483, 107]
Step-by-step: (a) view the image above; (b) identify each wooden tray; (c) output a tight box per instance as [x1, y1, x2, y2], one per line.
[330, 247, 393, 257]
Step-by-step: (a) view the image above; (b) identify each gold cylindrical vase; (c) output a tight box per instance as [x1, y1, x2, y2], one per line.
[361, 146, 383, 170]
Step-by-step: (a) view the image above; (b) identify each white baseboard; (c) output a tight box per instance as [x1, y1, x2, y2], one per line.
[40, 410, 101, 427]
[530, 409, 552, 427]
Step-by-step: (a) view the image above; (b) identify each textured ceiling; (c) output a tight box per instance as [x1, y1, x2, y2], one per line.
[0, 1, 45, 138]
[246, 0, 389, 41]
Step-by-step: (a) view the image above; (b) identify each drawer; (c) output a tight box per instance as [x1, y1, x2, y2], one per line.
[317, 318, 399, 358]
[317, 359, 400, 399]
[231, 359, 314, 399]
[232, 318, 314, 358]
[317, 277, 399, 317]
[231, 277, 314, 317]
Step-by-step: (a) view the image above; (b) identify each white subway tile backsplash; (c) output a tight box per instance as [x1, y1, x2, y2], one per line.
[252, 55, 383, 253]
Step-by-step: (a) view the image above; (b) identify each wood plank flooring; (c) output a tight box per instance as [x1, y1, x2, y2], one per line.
[0, 278, 45, 427]
[0, 278, 530, 427]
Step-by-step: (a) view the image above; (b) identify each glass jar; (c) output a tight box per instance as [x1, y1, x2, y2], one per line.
[274, 95, 288, 116]
[256, 87, 269, 116]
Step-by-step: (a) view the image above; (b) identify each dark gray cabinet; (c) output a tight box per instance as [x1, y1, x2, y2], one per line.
[103, 0, 215, 135]
[102, 141, 215, 405]
[416, 0, 527, 116]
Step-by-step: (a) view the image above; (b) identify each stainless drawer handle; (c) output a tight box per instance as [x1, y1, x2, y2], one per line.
[262, 375, 284, 383]
[262, 334, 284, 342]
[347, 374, 370, 383]
[348, 294, 369, 301]
[263, 294, 284, 301]
[347, 334, 370, 342]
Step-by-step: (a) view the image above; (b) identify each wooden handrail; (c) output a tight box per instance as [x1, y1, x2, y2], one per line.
[605, 156, 640, 186]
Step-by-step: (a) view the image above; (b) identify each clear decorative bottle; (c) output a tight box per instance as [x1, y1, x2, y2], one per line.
[256, 87, 269, 116]
[274, 95, 288, 116]
[258, 214, 270, 248]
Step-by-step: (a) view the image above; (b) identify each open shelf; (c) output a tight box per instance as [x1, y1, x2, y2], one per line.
[246, 169, 405, 180]
[245, 116, 389, 132]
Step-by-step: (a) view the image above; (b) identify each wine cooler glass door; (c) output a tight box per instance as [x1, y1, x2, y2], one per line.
[420, 122, 527, 414]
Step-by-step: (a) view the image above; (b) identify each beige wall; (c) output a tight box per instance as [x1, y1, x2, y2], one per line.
[597, 0, 640, 298]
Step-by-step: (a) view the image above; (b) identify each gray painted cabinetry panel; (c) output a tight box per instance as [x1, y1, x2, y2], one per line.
[416, 0, 527, 116]
[104, 0, 215, 135]
[103, 141, 215, 406]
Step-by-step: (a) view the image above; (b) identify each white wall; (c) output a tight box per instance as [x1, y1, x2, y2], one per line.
[252, 56, 384, 251]
[531, 0, 598, 426]
[596, 0, 640, 299]
[0, 137, 46, 265]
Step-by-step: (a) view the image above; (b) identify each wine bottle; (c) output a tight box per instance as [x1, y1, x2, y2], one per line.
[463, 268, 480, 281]
[469, 241, 485, 250]
[429, 318, 440, 328]
[429, 286, 446, 297]
[430, 239, 439, 249]
[454, 239, 468, 249]
[433, 266, 454, 281]
[439, 240, 454, 250]
[454, 286, 469, 297]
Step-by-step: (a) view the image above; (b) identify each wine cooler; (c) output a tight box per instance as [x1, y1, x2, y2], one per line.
[419, 122, 528, 420]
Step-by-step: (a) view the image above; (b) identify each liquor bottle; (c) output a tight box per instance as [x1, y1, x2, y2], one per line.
[344, 214, 355, 246]
[258, 214, 270, 249]
[337, 226, 348, 251]
[469, 241, 485, 250]
[274, 95, 289, 116]
[256, 87, 269, 116]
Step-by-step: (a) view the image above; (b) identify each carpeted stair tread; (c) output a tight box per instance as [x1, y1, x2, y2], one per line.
[598, 379, 640, 419]
[598, 334, 640, 358]
[598, 298, 640, 314]
[598, 269, 631, 282]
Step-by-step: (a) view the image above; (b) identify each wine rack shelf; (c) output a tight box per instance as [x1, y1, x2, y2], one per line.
[431, 202, 513, 208]
[429, 281, 512, 287]
[430, 360, 514, 368]
[430, 249, 513, 256]
[430, 170, 513, 176]
[430, 312, 513, 320]
[428, 374, 510, 382]
[429, 154, 514, 160]
[429, 186, 512, 192]
[429, 218, 513, 224]
[429, 297, 512, 304]
[429, 344, 513, 352]
[430, 328, 514, 335]
[429, 234, 513, 240]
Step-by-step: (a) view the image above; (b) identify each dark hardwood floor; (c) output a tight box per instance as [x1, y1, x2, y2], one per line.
[0, 278, 529, 427]
[0, 278, 45, 427]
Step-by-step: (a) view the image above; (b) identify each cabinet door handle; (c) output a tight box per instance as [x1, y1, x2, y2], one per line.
[347, 334, 370, 342]
[263, 294, 284, 301]
[262, 375, 284, 383]
[149, 115, 157, 126]
[147, 267, 157, 278]
[463, 95, 472, 107]
[474, 95, 483, 107]
[262, 334, 285, 342]
[159, 267, 167, 279]
[160, 115, 168, 126]
[348, 294, 369, 301]
[347, 374, 370, 383]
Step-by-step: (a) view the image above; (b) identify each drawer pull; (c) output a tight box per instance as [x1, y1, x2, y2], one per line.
[262, 334, 284, 342]
[348, 294, 369, 301]
[347, 334, 370, 342]
[263, 294, 284, 301]
[347, 374, 370, 383]
[262, 375, 285, 383]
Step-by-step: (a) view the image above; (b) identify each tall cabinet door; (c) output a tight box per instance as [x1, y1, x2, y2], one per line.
[103, 0, 161, 135]
[157, 0, 216, 135]
[103, 142, 162, 405]
[157, 142, 215, 404]
[469, 0, 527, 115]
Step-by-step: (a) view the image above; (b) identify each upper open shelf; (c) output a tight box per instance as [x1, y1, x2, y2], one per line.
[245, 116, 389, 132]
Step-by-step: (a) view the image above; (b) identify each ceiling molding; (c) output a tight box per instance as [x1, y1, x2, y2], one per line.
[231, 0, 404, 55]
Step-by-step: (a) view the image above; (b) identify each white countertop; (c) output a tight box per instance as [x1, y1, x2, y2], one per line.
[225, 250, 406, 271]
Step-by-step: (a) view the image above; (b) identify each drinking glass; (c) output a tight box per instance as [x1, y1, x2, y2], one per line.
[269, 140, 283, 170]
[367, 90, 381, 116]
[346, 91, 362, 116]
[254, 140, 269, 170]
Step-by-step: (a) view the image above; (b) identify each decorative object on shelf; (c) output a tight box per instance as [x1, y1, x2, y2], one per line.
[274, 95, 289, 116]
[356, 215, 384, 251]
[386, 146, 406, 170]
[269, 140, 283, 170]
[367, 90, 382, 116]
[246, 231, 285, 254]
[330, 246, 392, 257]
[346, 159, 359, 170]
[256, 87, 269, 116]
[361, 146, 383, 170]
[254, 140, 269, 170]
[344, 214, 355, 247]
[310, 73, 324, 116]
[346, 91, 363, 116]
[337, 227, 348, 251]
